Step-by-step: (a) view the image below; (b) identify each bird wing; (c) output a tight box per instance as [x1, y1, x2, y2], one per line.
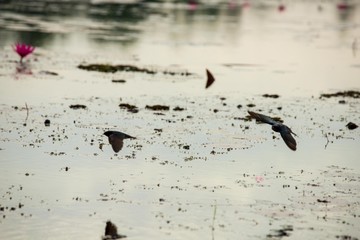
[279, 126, 297, 151]
[123, 133, 136, 139]
[248, 111, 278, 125]
[109, 134, 124, 153]
[205, 69, 215, 89]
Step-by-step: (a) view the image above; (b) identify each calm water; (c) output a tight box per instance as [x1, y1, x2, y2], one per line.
[0, 0, 360, 239]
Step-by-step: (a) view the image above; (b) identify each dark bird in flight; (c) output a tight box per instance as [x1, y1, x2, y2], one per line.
[248, 111, 297, 151]
[103, 131, 136, 153]
[205, 69, 215, 89]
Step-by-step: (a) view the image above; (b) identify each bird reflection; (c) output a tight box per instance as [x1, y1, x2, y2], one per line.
[248, 111, 297, 151]
[103, 131, 136, 153]
[102, 220, 126, 240]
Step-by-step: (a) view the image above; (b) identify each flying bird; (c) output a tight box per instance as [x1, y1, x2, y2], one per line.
[103, 131, 136, 153]
[248, 111, 297, 151]
[205, 69, 215, 89]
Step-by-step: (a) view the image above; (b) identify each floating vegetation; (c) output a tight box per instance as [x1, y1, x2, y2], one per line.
[69, 104, 87, 109]
[267, 225, 293, 238]
[320, 90, 360, 99]
[145, 105, 170, 111]
[112, 79, 126, 83]
[119, 103, 138, 113]
[262, 94, 280, 98]
[173, 106, 185, 111]
[336, 235, 359, 240]
[78, 64, 192, 76]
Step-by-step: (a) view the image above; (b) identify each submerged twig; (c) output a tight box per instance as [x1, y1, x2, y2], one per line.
[211, 201, 217, 240]
[25, 102, 29, 124]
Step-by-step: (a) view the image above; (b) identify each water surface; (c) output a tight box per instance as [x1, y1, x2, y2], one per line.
[0, 0, 360, 239]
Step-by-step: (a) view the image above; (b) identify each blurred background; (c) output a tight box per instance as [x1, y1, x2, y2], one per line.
[1, 0, 360, 98]
[1, 0, 359, 57]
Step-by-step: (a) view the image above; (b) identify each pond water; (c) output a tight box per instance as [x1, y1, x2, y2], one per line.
[0, 0, 360, 239]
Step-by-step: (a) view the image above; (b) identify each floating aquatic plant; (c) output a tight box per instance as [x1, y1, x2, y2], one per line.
[13, 43, 35, 63]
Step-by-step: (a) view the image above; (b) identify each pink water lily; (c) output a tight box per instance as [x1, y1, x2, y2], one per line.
[13, 43, 35, 63]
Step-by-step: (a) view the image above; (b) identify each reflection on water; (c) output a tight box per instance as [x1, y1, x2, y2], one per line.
[0, 0, 359, 96]
[1, 0, 358, 53]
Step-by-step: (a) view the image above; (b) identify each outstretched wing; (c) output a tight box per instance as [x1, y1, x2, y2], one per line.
[279, 126, 297, 151]
[123, 133, 136, 139]
[205, 69, 215, 89]
[248, 111, 278, 125]
[108, 134, 124, 153]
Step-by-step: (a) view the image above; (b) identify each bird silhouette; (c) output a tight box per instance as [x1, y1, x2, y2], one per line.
[103, 220, 127, 239]
[205, 69, 215, 89]
[248, 111, 297, 151]
[103, 131, 136, 153]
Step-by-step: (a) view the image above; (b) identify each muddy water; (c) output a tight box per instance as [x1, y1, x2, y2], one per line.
[1, 1, 360, 239]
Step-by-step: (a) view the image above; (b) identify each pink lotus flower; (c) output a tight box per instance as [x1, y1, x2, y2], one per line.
[13, 43, 35, 63]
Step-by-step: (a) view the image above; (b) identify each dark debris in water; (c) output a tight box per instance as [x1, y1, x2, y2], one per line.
[262, 94, 280, 98]
[69, 104, 87, 110]
[39, 70, 59, 76]
[316, 199, 330, 203]
[79, 64, 154, 74]
[336, 235, 359, 240]
[320, 90, 360, 99]
[266, 225, 293, 239]
[119, 103, 138, 113]
[173, 106, 185, 111]
[234, 116, 252, 122]
[60, 167, 70, 171]
[78, 64, 192, 76]
[146, 105, 170, 111]
[346, 122, 358, 130]
[112, 79, 126, 83]
[44, 119, 50, 127]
